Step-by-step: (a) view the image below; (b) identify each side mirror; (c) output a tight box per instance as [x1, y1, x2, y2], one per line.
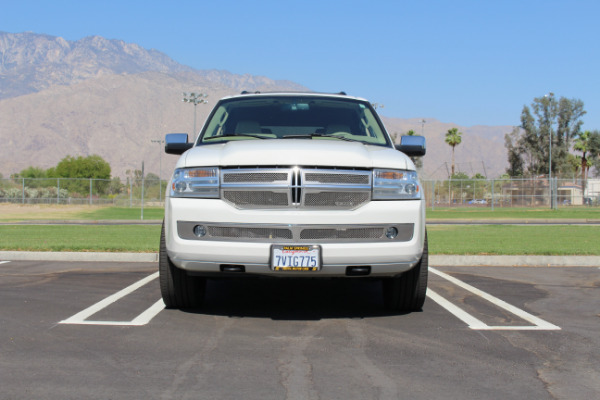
[395, 135, 426, 157]
[165, 133, 193, 155]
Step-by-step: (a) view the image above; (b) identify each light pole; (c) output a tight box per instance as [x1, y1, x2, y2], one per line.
[421, 119, 426, 136]
[545, 92, 555, 209]
[182, 92, 208, 135]
[151, 139, 164, 203]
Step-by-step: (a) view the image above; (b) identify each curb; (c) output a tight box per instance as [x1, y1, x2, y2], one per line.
[430, 255, 600, 267]
[1, 252, 598, 267]
[0, 251, 158, 263]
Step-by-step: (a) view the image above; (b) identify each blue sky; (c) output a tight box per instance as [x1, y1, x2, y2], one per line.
[2, 0, 599, 129]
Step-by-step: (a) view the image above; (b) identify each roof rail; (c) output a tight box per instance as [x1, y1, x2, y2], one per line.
[238, 90, 349, 96]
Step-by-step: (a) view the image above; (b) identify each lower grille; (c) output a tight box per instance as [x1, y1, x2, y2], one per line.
[300, 228, 384, 240]
[208, 226, 293, 240]
[177, 221, 414, 243]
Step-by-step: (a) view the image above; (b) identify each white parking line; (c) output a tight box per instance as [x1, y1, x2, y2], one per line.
[59, 267, 561, 330]
[59, 272, 164, 326]
[0, 261, 10, 265]
[428, 267, 561, 330]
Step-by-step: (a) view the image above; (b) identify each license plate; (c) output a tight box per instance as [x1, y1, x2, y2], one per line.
[271, 245, 321, 271]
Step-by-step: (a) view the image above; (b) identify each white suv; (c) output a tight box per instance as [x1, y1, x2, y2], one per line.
[160, 92, 427, 311]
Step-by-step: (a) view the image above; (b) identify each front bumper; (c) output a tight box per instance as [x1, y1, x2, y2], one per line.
[165, 197, 425, 277]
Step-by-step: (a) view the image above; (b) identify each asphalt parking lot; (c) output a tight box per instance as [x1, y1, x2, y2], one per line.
[1, 260, 599, 399]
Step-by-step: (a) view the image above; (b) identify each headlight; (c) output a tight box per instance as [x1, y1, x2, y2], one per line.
[170, 167, 220, 198]
[372, 169, 421, 200]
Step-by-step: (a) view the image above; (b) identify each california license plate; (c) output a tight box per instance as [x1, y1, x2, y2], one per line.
[271, 245, 321, 271]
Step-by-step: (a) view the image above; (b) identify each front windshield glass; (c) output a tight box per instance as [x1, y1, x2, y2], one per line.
[198, 96, 391, 146]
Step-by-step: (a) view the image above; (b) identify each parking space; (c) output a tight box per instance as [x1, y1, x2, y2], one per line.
[60, 272, 164, 326]
[57, 266, 562, 331]
[1, 260, 599, 398]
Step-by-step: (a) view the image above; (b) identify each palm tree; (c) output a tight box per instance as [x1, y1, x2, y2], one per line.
[445, 127, 463, 176]
[574, 130, 592, 203]
[574, 131, 591, 183]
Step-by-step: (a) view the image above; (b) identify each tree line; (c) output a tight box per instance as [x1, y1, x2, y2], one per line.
[9, 155, 113, 194]
[505, 94, 600, 181]
[6, 155, 162, 197]
[403, 94, 599, 182]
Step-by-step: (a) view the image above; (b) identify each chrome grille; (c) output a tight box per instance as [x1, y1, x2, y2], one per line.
[304, 192, 370, 208]
[221, 168, 371, 209]
[223, 191, 288, 207]
[304, 173, 370, 184]
[223, 172, 288, 183]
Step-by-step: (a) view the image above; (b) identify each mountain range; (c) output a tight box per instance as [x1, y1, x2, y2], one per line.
[0, 31, 510, 180]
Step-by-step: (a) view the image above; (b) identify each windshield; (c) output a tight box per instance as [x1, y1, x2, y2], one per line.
[198, 96, 391, 147]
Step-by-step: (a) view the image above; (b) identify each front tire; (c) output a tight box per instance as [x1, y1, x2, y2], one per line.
[159, 222, 206, 309]
[383, 233, 428, 312]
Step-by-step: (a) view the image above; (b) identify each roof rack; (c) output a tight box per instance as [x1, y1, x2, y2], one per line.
[239, 90, 348, 96]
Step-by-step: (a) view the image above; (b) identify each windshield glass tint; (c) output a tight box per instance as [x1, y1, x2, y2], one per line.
[199, 96, 390, 146]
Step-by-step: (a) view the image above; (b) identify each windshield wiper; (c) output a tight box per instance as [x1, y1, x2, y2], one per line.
[204, 134, 268, 140]
[281, 133, 362, 143]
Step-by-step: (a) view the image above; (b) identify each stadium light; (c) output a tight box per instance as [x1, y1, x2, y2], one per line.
[182, 92, 208, 135]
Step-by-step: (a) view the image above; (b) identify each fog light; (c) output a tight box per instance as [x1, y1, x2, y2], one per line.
[385, 227, 398, 239]
[193, 225, 207, 237]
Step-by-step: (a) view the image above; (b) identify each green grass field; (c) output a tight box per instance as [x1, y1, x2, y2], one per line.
[1, 224, 598, 255]
[0, 225, 161, 252]
[427, 225, 599, 255]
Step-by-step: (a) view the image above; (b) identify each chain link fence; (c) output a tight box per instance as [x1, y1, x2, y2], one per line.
[0, 177, 165, 207]
[1, 177, 599, 208]
[422, 177, 599, 209]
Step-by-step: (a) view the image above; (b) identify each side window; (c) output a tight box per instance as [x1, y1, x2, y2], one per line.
[202, 106, 228, 140]
[360, 108, 384, 140]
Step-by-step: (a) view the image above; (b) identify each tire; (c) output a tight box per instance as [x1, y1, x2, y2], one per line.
[383, 232, 428, 312]
[159, 221, 206, 309]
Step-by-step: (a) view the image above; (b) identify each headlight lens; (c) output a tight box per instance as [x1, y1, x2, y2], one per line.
[170, 167, 220, 198]
[372, 169, 421, 200]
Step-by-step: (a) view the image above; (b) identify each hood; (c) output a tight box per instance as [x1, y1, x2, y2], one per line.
[176, 139, 414, 170]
